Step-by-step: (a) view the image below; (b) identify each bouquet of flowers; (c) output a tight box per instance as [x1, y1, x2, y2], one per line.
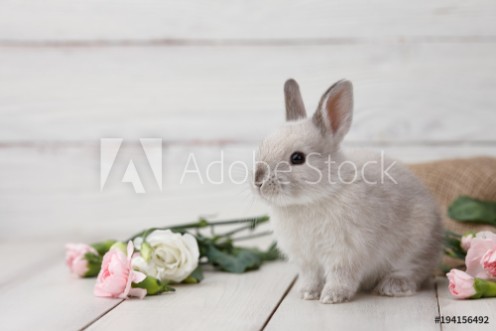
[446, 231, 496, 299]
[65, 216, 280, 299]
[445, 196, 496, 299]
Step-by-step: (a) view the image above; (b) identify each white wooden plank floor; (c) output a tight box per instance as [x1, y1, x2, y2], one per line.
[86, 262, 297, 331]
[437, 278, 496, 331]
[1, 0, 496, 330]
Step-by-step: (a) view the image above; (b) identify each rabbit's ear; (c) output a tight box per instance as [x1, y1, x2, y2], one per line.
[313, 80, 353, 143]
[284, 79, 307, 121]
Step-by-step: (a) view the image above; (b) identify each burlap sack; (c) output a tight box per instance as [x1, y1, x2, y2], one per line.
[409, 157, 496, 270]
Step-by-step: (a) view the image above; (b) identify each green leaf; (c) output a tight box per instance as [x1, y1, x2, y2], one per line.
[90, 240, 117, 256]
[132, 276, 175, 296]
[182, 265, 204, 284]
[202, 239, 284, 274]
[205, 245, 263, 273]
[258, 242, 283, 261]
[443, 230, 466, 260]
[448, 196, 496, 226]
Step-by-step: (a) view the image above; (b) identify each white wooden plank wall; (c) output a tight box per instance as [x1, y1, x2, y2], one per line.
[0, 44, 495, 143]
[1, 1, 496, 330]
[1, 0, 495, 41]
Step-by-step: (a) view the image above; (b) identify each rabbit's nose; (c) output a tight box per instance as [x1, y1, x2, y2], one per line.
[254, 167, 266, 188]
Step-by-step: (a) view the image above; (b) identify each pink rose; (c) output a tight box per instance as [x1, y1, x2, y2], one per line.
[460, 233, 475, 252]
[94, 242, 147, 299]
[465, 235, 496, 279]
[65, 243, 98, 277]
[447, 269, 476, 299]
[482, 249, 496, 278]
[475, 231, 496, 242]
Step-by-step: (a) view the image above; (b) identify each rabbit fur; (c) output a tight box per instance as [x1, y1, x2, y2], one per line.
[252, 79, 443, 304]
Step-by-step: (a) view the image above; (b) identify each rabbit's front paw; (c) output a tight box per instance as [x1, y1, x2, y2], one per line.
[299, 282, 322, 300]
[300, 289, 321, 300]
[375, 276, 416, 297]
[320, 286, 355, 304]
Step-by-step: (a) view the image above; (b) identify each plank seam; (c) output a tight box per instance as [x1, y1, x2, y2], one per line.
[260, 275, 297, 331]
[434, 277, 443, 331]
[79, 299, 125, 331]
[1, 36, 496, 48]
[1, 140, 496, 149]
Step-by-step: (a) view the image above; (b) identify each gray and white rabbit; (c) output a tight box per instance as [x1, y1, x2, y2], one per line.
[252, 79, 442, 304]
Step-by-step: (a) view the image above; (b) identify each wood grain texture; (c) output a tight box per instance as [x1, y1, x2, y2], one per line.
[0, 240, 63, 287]
[0, 43, 495, 143]
[0, 0, 495, 42]
[265, 277, 440, 331]
[0, 145, 267, 239]
[0, 1, 494, 329]
[0, 262, 123, 331]
[86, 262, 297, 331]
[437, 277, 496, 331]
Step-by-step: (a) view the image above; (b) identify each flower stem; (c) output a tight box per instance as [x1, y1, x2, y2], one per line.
[126, 215, 270, 242]
[232, 230, 274, 241]
[221, 224, 258, 238]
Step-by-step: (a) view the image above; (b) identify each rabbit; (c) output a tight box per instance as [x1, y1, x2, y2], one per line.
[252, 79, 443, 304]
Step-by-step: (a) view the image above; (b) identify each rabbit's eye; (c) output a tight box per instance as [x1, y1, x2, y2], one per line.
[290, 151, 305, 165]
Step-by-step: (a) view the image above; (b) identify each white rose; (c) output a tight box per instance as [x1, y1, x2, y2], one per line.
[132, 230, 199, 283]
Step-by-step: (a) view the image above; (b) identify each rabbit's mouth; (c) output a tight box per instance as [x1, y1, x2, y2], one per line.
[251, 164, 301, 206]
[253, 180, 279, 203]
[255, 182, 300, 207]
